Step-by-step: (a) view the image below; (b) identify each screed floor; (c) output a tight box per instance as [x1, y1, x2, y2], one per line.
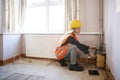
[0, 58, 106, 80]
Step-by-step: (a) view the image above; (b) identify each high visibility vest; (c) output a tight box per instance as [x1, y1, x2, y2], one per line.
[55, 33, 78, 60]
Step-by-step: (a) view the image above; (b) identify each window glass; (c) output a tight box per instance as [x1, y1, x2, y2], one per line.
[24, 0, 64, 33]
[24, 7, 48, 33]
[49, 0, 63, 2]
[49, 5, 64, 33]
[26, 0, 47, 7]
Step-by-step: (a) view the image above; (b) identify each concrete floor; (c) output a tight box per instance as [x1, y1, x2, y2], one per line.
[0, 58, 106, 80]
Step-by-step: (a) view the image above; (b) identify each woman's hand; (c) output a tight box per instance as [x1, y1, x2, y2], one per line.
[89, 52, 95, 58]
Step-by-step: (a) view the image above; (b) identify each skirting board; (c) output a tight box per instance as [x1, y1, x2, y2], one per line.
[105, 64, 115, 80]
[0, 55, 96, 66]
[0, 53, 25, 66]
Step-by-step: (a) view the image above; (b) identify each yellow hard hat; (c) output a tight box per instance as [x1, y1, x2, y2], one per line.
[69, 20, 82, 29]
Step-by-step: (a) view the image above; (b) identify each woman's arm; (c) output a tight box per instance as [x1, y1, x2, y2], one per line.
[63, 36, 89, 54]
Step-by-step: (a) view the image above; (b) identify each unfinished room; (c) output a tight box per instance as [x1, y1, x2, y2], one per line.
[0, 0, 120, 80]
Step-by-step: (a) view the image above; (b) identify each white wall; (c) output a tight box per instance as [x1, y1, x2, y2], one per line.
[0, 0, 3, 60]
[0, 0, 2, 33]
[3, 34, 23, 60]
[0, 35, 3, 60]
[25, 35, 61, 59]
[79, 0, 99, 32]
[104, 0, 120, 79]
[0, 0, 23, 61]
[25, 34, 98, 59]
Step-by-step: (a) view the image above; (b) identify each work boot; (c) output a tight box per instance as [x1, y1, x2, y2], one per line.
[58, 59, 67, 66]
[69, 64, 83, 71]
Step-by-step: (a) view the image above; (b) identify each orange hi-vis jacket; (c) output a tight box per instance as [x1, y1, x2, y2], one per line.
[55, 33, 78, 60]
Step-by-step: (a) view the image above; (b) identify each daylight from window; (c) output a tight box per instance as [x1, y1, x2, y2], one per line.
[24, 0, 64, 34]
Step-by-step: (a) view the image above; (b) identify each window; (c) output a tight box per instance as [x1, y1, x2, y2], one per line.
[24, 0, 65, 33]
